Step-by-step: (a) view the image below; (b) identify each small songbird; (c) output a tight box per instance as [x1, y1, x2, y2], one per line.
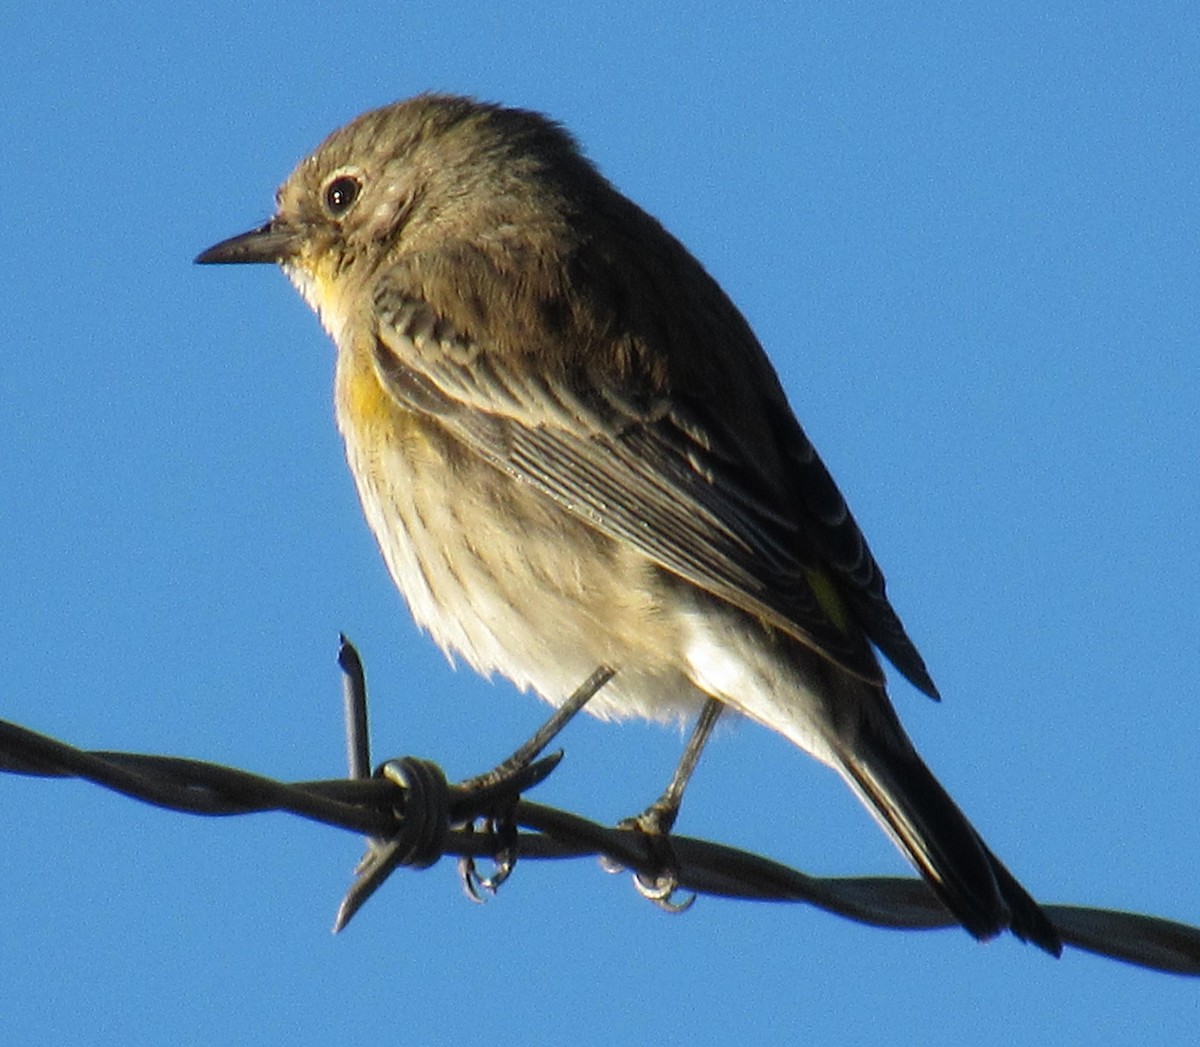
[197, 94, 1060, 954]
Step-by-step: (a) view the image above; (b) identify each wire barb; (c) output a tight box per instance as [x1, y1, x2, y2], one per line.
[335, 756, 451, 931]
[338, 634, 371, 783]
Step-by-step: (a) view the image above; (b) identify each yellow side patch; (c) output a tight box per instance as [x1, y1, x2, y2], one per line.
[805, 568, 851, 633]
[339, 354, 399, 429]
[336, 345, 437, 460]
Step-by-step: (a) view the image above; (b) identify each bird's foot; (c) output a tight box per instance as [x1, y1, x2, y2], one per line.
[614, 798, 696, 913]
[457, 811, 520, 902]
[453, 668, 615, 899]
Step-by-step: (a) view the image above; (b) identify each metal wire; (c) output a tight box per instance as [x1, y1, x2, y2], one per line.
[2, 638, 1197, 977]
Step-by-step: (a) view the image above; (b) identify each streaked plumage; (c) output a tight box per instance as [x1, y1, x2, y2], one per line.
[197, 94, 1060, 954]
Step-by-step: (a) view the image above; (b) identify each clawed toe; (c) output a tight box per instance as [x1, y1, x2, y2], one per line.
[617, 804, 696, 913]
[457, 814, 519, 901]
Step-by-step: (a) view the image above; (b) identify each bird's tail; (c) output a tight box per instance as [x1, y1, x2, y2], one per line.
[832, 722, 1062, 956]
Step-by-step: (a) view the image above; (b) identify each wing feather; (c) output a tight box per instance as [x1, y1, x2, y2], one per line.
[370, 277, 937, 697]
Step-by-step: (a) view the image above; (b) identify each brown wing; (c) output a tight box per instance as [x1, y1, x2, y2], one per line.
[368, 265, 938, 699]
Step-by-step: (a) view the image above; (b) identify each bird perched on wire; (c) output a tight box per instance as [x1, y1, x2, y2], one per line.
[197, 93, 1060, 955]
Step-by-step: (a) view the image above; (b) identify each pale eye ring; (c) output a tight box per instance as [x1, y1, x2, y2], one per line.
[323, 173, 363, 217]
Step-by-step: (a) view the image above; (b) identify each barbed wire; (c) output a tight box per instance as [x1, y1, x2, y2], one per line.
[2, 638, 1197, 977]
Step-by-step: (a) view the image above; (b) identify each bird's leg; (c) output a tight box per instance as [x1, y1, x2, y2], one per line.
[617, 697, 724, 911]
[458, 665, 615, 898]
[460, 665, 614, 792]
[628, 697, 724, 836]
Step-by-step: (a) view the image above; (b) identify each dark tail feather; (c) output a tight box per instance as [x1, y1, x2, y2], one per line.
[836, 729, 1062, 956]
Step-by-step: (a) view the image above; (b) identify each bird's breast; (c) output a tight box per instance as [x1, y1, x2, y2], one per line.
[331, 343, 704, 722]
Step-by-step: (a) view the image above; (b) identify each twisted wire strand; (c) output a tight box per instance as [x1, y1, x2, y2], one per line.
[2, 708, 1198, 975]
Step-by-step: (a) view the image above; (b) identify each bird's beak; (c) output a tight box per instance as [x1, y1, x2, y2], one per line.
[194, 218, 302, 265]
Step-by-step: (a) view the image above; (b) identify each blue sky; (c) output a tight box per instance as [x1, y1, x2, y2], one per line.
[2, 3, 1198, 1044]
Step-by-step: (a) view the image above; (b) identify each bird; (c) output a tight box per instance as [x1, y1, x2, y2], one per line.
[196, 93, 1061, 955]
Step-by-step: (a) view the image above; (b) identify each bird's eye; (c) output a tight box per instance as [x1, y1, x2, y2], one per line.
[323, 174, 362, 217]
